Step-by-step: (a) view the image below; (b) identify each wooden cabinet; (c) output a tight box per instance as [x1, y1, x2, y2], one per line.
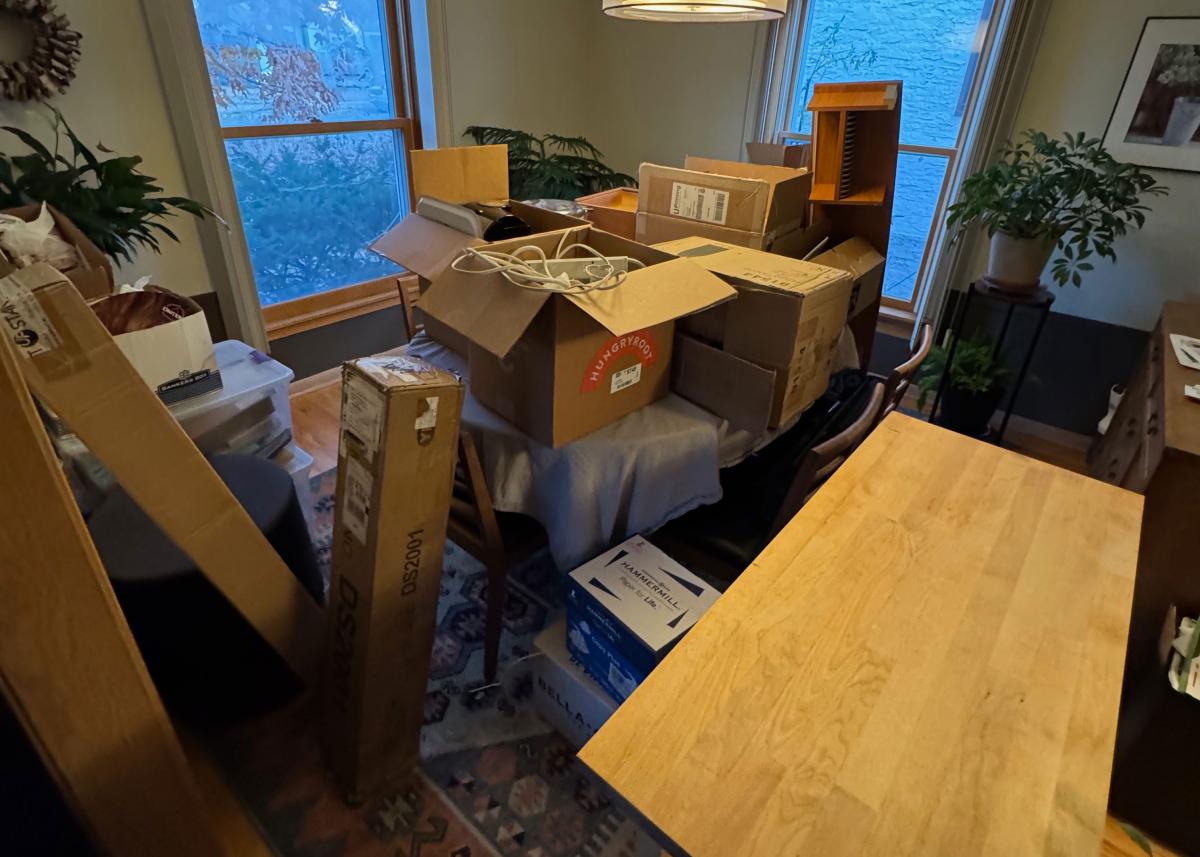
[1093, 302, 1200, 682]
[1103, 301, 1200, 855]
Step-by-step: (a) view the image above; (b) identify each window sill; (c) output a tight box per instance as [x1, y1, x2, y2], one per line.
[264, 275, 412, 341]
[877, 304, 917, 340]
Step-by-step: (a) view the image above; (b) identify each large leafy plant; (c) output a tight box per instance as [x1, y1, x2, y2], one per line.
[0, 110, 210, 265]
[463, 127, 635, 200]
[916, 336, 1008, 410]
[946, 130, 1167, 287]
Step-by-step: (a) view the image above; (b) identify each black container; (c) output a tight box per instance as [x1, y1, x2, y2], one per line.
[937, 385, 1004, 438]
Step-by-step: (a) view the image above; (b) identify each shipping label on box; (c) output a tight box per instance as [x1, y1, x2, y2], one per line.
[322, 355, 463, 798]
[533, 616, 618, 748]
[565, 536, 718, 700]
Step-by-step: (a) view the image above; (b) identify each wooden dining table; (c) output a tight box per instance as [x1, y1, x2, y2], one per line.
[579, 413, 1143, 856]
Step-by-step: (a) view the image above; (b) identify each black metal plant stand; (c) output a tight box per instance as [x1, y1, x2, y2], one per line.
[928, 280, 1055, 444]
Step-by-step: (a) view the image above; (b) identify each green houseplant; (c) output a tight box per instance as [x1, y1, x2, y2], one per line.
[0, 110, 210, 265]
[917, 336, 1009, 437]
[947, 130, 1167, 291]
[463, 126, 635, 201]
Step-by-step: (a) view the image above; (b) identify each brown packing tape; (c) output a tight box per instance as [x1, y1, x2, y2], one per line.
[5, 263, 323, 682]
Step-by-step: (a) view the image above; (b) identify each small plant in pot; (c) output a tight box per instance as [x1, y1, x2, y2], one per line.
[947, 130, 1168, 293]
[917, 336, 1009, 438]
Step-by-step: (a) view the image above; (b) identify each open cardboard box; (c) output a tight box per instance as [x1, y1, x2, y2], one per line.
[655, 236, 853, 431]
[811, 236, 886, 323]
[417, 225, 736, 447]
[636, 156, 813, 255]
[368, 144, 586, 284]
[1, 204, 114, 299]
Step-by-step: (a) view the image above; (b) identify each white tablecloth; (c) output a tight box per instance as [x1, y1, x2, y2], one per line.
[407, 333, 790, 570]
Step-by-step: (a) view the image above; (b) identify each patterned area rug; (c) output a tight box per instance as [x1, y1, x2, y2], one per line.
[209, 470, 659, 857]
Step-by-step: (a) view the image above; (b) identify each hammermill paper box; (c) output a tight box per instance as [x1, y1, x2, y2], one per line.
[565, 536, 719, 703]
[321, 355, 463, 797]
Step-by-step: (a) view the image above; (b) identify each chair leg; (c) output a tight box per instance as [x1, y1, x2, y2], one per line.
[483, 550, 509, 683]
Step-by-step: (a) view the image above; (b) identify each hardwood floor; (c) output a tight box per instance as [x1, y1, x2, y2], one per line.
[286, 383, 1174, 857]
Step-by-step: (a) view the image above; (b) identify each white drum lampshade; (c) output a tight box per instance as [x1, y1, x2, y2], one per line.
[602, 0, 787, 22]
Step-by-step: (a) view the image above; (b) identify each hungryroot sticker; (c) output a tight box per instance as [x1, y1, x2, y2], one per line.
[610, 363, 642, 394]
[0, 277, 61, 357]
[580, 329, 658, 393]
[342, 375, 384, 460]
[670, 182, 729, 226]
[342, 457, 373, 544]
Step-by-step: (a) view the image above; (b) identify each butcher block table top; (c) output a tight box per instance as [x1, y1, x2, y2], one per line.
[579, 413, 1143, 857]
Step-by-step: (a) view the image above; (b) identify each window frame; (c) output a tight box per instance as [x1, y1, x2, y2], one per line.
[144, 0, 424, 347]
[762, 0, 1008, 317]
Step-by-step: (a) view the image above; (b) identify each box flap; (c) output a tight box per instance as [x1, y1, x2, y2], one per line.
[745, 141, 810, 169]
[411, 145, 509, 204]
[683, 155, 808, 186]
[671, 333, 775, 436]
[418, 226, 735, 356]
[812, 236, 885, 279]
[654, 237, 849, 297]
[564, 258, 735, 338]
[368, 214, 484, 281]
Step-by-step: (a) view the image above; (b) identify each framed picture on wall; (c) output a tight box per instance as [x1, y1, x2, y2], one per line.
[1103, 17, 1200, 173]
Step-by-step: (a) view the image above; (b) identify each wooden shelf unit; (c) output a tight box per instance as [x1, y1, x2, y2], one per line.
[807, 81, 900, 207]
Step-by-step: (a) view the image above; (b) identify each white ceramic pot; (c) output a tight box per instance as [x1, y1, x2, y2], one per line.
[985, 231, 1055, 292]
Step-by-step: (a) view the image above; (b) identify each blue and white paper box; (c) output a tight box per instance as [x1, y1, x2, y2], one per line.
[565, 536, 719, 702]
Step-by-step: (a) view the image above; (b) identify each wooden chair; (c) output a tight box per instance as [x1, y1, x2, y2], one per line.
[397, 276, 422, 340]
[767, 382, 886, 540]
[875, 322, 932, 425]
[445, 431, 513, 683]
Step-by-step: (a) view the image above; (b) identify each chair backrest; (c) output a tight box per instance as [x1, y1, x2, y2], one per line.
[768, 381, 886, 539]
[397, 276, 423, 341]
[878, 322, 932, 423]
[446, 432, 505, 566]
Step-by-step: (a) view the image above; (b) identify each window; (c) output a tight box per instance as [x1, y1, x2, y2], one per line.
[779, 0, 1001, 309]
[192, 0, 419, 318]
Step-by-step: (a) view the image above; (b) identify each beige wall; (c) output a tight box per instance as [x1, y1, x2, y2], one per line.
[434, 1, 764, 177]
[1010, 0, 1200, 330]
[0, 0, 212, 295]
[585, 15, 765, 176]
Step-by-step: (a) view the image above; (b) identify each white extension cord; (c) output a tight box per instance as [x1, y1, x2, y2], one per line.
[450, 231, 644, 294]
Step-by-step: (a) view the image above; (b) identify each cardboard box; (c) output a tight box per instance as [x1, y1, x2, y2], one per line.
[636, 157, 811, 253]
[654, 237, 854, 428]
[565, 536, 719, 703]
[369, 145, 586, 284]
[1, 204, 115, 299]
[1, 263, 323, 680]
[671, 333, 776, 437]
[322, 355, 463, 797]
[532, 615, 619, 749]
[811, 236, 886, 322]
[746, 141, 812, 169]
[417, 225, 735, 447]
[575, 187, 638, 240]
[90, 287, 219, 404]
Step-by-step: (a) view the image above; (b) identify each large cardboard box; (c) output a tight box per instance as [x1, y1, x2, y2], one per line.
[811, 236, 886, 322]
[1, 262, 323, 680]
[1, 204, 114, 299]
[636, 157, 812, 253]
[655, 237, 853, 429]
[532, 616, 619, 749]
[368, 145, 586, 284]
[417, 225, 735, 447]
[322, 355, 463, 797]
[565, 536, 719, 703]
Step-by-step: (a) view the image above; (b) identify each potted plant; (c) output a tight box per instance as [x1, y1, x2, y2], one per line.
[917, 336, 1008, 438]
[947, 130, 1167, 292]
[463, 126, 635, 200]
[1, 109, 211, 265]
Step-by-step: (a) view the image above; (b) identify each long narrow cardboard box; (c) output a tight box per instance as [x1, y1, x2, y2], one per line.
[1, 263, 323, 681]
[322, 355, 463, 797]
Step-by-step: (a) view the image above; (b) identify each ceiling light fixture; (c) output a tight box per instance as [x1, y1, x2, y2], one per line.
[602, 0, 786, 23]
